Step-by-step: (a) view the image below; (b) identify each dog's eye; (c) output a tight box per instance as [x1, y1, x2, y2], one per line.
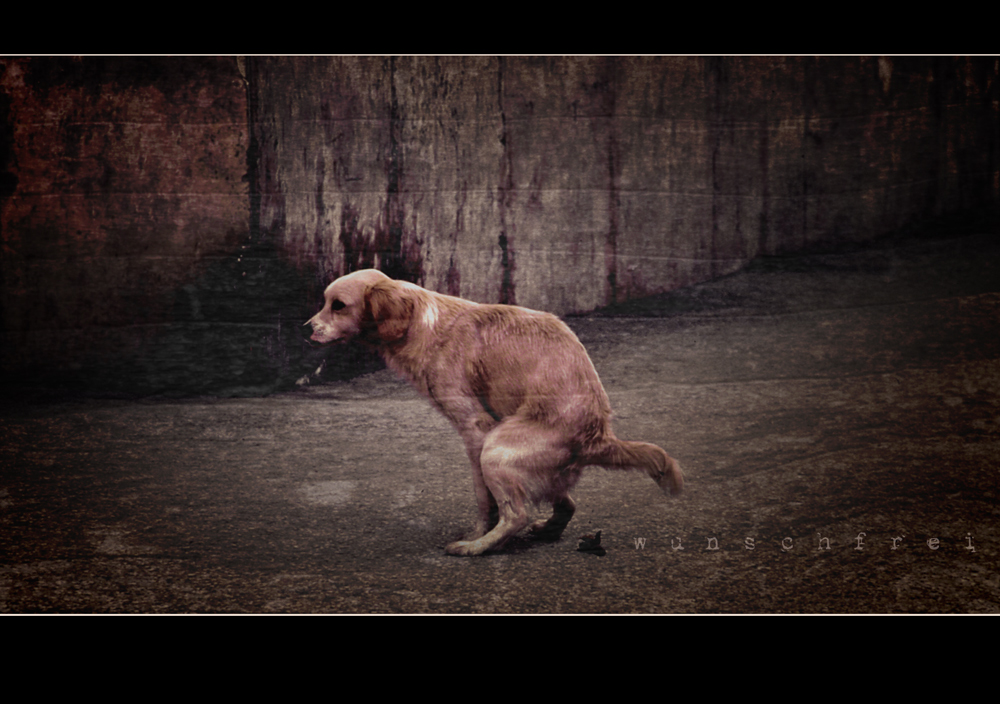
[330, 299, 346, 311]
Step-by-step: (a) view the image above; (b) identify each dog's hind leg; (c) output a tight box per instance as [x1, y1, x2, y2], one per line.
[453, 411, 501, 541]
[446, 420, 572, 556]
[462, 442, 499, 541]
[528, 495, 576, 541]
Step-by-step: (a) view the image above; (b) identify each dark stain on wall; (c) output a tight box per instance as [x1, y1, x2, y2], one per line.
[496, 57, 517, 306]
[338, 203, 370, 273]
[602, 59, 620, 306]
[0, 56, 289, 397]
[22, 57, 221, 104]
[383, 56, 407, 281]
[0, 74, 16, 344]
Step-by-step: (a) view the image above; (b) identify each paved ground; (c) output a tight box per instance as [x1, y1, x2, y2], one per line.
[2, 230, 1000, 613]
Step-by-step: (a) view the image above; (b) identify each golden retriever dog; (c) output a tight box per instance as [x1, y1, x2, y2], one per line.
[307, 269, 682, 556]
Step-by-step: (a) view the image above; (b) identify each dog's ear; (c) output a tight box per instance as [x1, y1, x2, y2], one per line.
[364, 280, 413, 344]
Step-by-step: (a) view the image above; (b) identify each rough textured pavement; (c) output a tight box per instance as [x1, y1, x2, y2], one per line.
[2, 231, 999, 613]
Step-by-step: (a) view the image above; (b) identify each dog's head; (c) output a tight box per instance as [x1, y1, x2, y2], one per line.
[306, 269, 414, 346]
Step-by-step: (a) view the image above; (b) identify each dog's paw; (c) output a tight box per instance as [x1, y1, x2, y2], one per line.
[445, 539, 485, 557]
[444, 540, 498, 557]
[528, 519, 566, 541]
[528, 519, 548, 533]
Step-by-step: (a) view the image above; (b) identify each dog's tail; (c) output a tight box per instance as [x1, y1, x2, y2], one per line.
[581, 436, 683, 496]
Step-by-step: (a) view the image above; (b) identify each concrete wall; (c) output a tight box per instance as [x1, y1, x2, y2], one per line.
[250, 56, 1000, 315]
[0, 57, 250, 388]
[1, 56, 997, 394]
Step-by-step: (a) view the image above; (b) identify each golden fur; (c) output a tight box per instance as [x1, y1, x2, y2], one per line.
[307, 269, 682, 556]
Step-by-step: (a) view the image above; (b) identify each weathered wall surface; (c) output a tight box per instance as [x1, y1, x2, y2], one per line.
[1, 56, 997, 395]
[250, 56, 1000, 315]
[0, 57, 250, 383]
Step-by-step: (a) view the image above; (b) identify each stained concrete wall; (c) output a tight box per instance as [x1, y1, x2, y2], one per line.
[1, 56, 998, 395]
[0, 57, 251, 388]
[250, 56, 1000, 315]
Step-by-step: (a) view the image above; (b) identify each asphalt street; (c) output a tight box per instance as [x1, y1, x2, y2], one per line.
[2, 230, 999, 613]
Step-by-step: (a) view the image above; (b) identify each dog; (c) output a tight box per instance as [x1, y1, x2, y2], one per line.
[306, 269, 682, 556]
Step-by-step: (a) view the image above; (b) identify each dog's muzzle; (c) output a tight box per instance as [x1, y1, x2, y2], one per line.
[305, 317, 340, 345]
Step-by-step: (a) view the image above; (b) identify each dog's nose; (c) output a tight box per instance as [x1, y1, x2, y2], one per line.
[303, 317, 317, 340]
